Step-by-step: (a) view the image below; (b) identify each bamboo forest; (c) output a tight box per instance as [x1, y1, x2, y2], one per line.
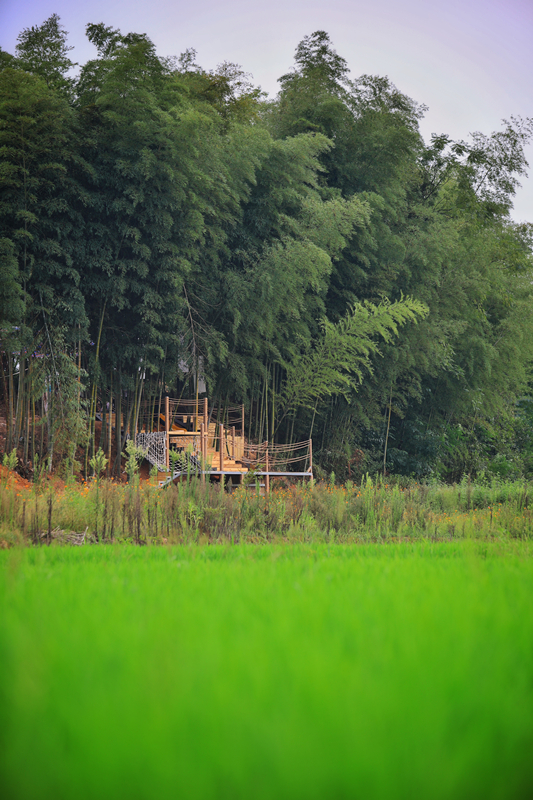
[1, 16, 533, 483]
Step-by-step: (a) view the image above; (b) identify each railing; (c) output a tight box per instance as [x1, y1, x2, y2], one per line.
[135, 431, 167, 471]
[243, 439, 312, 474]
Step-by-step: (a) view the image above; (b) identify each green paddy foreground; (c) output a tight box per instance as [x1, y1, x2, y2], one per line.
[1, 542, 533, 799]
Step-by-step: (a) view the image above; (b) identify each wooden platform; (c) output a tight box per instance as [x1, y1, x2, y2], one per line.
[136, 396, 312, 491]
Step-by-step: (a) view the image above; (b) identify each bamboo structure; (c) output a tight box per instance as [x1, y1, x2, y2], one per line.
[130, 395, 313, 488]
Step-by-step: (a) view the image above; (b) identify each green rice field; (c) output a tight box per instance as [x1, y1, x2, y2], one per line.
[1, 541, 533, 798]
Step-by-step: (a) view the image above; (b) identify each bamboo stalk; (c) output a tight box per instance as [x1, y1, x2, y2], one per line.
[7, 354, 13, 452]
[107, 371, 113, 478]
[271, 364, 275, 444]
[14, 356, 22, 450]
[47, 380, 53, 472]
[194, 358, 199, 432]
[149, 380, 156, 433]
[88, 303, 107, 471]
[0, 347, 9, 437]
[264, 367, 269, 444]
[133, 366, 144, 440]
[122, 389, 135, 452]
[251, 382, 256, 442]
[257, 376, 264, 443]
[24, 357, 30, 465]
[383, 383, 393, 477]
[87, 318, 101, 465]
[309, 399, 318, 442]
[40, 391, 44, 465]
[132, 374, 139, 442]
[98, 390, 106, 454]
[113, 372, 122, 477]
[75, 327, 81, 474]
[31, 396, 35, 471]
[215, 401, 221, 441]
[165, 396, 170, 471]
[248, 389, 254, 456]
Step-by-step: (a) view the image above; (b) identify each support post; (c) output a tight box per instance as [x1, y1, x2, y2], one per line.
[204, 397, 208, 437]
[231, 426, 235, 459]
[241, 404, 245, 436]
[265, 448, 270, 496]
[309, 438, 313, 478]
[200, 422, 205, 484]
[165, 396, 170, 470]
[219, 424, 224, 472]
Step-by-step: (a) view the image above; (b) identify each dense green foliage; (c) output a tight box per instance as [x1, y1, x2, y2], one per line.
[1, 18, 533, 480]
[1, 543, 533, 798]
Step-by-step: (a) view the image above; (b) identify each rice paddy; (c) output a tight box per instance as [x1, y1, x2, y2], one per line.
[1, 540, 533, 798]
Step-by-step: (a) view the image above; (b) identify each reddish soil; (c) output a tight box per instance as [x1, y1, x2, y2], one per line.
[0, 410, 153, 488]
[0, 464, 31, 490]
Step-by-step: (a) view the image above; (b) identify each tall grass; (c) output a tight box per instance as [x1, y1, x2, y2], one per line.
[1, 473, 532, 547]
[1, 543, 532, 798]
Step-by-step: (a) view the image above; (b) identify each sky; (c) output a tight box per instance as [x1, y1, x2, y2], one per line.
[1, 0, 532, 221]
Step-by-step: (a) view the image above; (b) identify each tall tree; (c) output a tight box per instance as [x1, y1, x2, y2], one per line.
[15, 14, 77, 98]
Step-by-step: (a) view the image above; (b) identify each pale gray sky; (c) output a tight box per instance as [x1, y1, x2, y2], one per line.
[1, 0, 532, 221]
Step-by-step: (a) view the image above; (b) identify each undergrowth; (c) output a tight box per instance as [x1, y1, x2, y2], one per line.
[1, 473, 532, 547]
